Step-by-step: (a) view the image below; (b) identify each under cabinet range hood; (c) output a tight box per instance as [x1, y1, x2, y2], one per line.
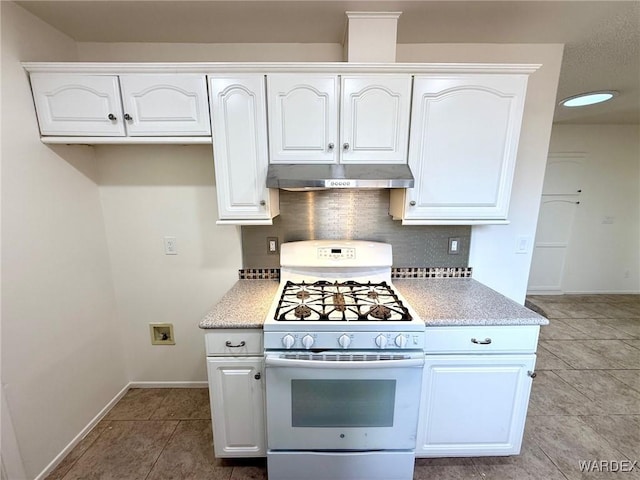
[266, 164, 414, 191]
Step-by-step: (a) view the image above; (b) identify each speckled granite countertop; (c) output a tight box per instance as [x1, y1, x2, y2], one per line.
[199, 278, 547, 329]
[199, 280, 279, 329]
[393, 279, 548, 326]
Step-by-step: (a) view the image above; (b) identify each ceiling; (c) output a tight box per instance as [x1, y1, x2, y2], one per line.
[16, 0, 640, 124]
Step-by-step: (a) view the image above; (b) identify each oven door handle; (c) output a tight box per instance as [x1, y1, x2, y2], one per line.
[264, 356, 424, 369]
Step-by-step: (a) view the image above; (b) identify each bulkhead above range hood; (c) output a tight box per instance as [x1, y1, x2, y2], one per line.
[266, 164, 414, 191]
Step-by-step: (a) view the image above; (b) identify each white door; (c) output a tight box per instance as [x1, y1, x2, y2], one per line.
[340, 75, 411, 164]
[207, 357, 266, 457]
[29, 73, 125, 136]
[119, 74, 211, 136]
[209, 75, 276, 223]
[267, 75, 339, 164]
[416, 354, 535, 457]
[528, 154, 584, 293]
[404, 74, 528, 220]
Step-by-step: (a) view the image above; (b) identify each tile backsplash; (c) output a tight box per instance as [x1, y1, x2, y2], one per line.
[241, 189, 471, 268]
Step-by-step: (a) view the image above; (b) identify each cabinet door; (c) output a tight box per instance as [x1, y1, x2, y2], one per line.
[207, 357, 266, 457]
[405, 74, 528, 220]
[209, 75, 278, 224]
[416, 354, 535, 457]
[29, 74, 125, 136]
[340, 75, 411, 164]
[120, 74, 211, 136]
[267, 75, 339, 164]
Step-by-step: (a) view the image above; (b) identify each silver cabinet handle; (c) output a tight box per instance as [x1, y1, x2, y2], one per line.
[409, 201, 416, 206]
[124, 113, 133, 121]
[108, 113, 116, 120]
[471, 337, 492, 345]
[328, 143, 335, 150]
[259, 200, 266, 206]
[343, 143, 350, 150]
[528, 371, 537, 378]
[225, 340, 246, 348]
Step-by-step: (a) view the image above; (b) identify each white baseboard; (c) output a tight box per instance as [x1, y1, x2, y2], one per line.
[35, 383, 131, 480]
[562, 289, 640, 295]
[527, 289, 563, 295]
[129, 381, 208, 388]
[35, 380, 209, 480]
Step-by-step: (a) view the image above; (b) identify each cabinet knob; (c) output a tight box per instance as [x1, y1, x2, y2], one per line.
[343, 143, 350, 150]
[254, 372, 261, 380]
[108, 113, 116, 121]
[328, 143, 335, 150]
[259, 200, 266, 206]
[409, 201, 416, 206]
[124, 113, 133, 121]
[528, 371, 537, 378]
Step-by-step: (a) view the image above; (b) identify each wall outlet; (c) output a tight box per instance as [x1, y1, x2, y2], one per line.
[150, 323, 175, 345]
[163, 236, 177, 255]
[267, 236, 279, 255]
[448, 237, 460, 255]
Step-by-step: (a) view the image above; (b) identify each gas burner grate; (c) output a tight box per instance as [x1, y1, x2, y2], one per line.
[274, 280, 412, 322]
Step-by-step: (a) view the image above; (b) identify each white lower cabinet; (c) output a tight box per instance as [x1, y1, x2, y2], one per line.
[206, 330, 265, 457]
[415, 353, 536, 457]
[207, 357, 266, 457]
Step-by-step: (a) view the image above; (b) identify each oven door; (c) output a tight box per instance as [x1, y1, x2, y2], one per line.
[265, 351, 424, 451]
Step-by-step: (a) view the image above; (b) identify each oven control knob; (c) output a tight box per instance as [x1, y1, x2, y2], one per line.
[282, 334, 295, 349]
[375, 334, 387, 349]
[302, 334, 315, 349]
[395, 334, 408, 348]
[338, 334, 351, 348]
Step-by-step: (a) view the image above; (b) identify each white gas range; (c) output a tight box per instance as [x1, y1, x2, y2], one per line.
[263, 240, 425, 480]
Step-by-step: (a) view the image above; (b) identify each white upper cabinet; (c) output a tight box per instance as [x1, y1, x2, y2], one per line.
[340, 75, 411, 164]
[30, 74, 125, 136]
[267, 74, 411, 164]
[390, 74, 528, 224]
[209, 75, 279, 225]
[29, 73, 210, 140]
[267, 75, 339, 164]
[119, 75, 211, 136]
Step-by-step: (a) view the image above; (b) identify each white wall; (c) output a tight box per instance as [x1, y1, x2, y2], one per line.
[1, 3, 127, 478]
[96, 146, 241, 382]
[397, 44, 564, 303]
[546, 125, 640, 293]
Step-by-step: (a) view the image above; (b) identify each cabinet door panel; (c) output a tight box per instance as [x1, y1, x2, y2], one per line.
[30, 74, 125, 136]
[209, 76, 275, 222]
[120, 74, 211, 136]
[416, 354, 535, 457]
[405, 75, 527, 220]
[341, 75, 411, 164]
[207, 357, 266, 457]
[268, 75, 338, 164]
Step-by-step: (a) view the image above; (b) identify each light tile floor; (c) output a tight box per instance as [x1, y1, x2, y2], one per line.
[47, 294, 639, 480]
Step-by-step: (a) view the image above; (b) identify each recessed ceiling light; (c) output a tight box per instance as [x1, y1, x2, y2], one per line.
[560, 91, 618, 107]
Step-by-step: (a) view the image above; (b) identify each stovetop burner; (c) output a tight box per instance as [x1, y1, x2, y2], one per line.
[274, 280, 413, 322]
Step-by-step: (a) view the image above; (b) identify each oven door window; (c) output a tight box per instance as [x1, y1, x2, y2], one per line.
[291, 379, 395, 427]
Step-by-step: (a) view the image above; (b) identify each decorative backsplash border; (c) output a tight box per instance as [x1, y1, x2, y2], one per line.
[238, 267, 473, 280]
[238, 269, 281, 280]
[391, 267, 472, 278]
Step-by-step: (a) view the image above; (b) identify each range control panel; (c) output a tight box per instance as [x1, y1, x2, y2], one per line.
[264, 331, 425, 350]
[317, 247, 356, 260]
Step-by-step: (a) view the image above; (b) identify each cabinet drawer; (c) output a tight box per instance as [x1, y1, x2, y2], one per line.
[205, 329, 263, 356]
[424, 326, 539, 354]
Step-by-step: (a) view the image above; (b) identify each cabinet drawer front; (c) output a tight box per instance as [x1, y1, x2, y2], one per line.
[206, 329, 263, 355]
[424, 326, 539, 354]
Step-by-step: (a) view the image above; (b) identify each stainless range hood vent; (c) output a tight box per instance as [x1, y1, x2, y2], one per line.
[266, 164, 414, 191]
